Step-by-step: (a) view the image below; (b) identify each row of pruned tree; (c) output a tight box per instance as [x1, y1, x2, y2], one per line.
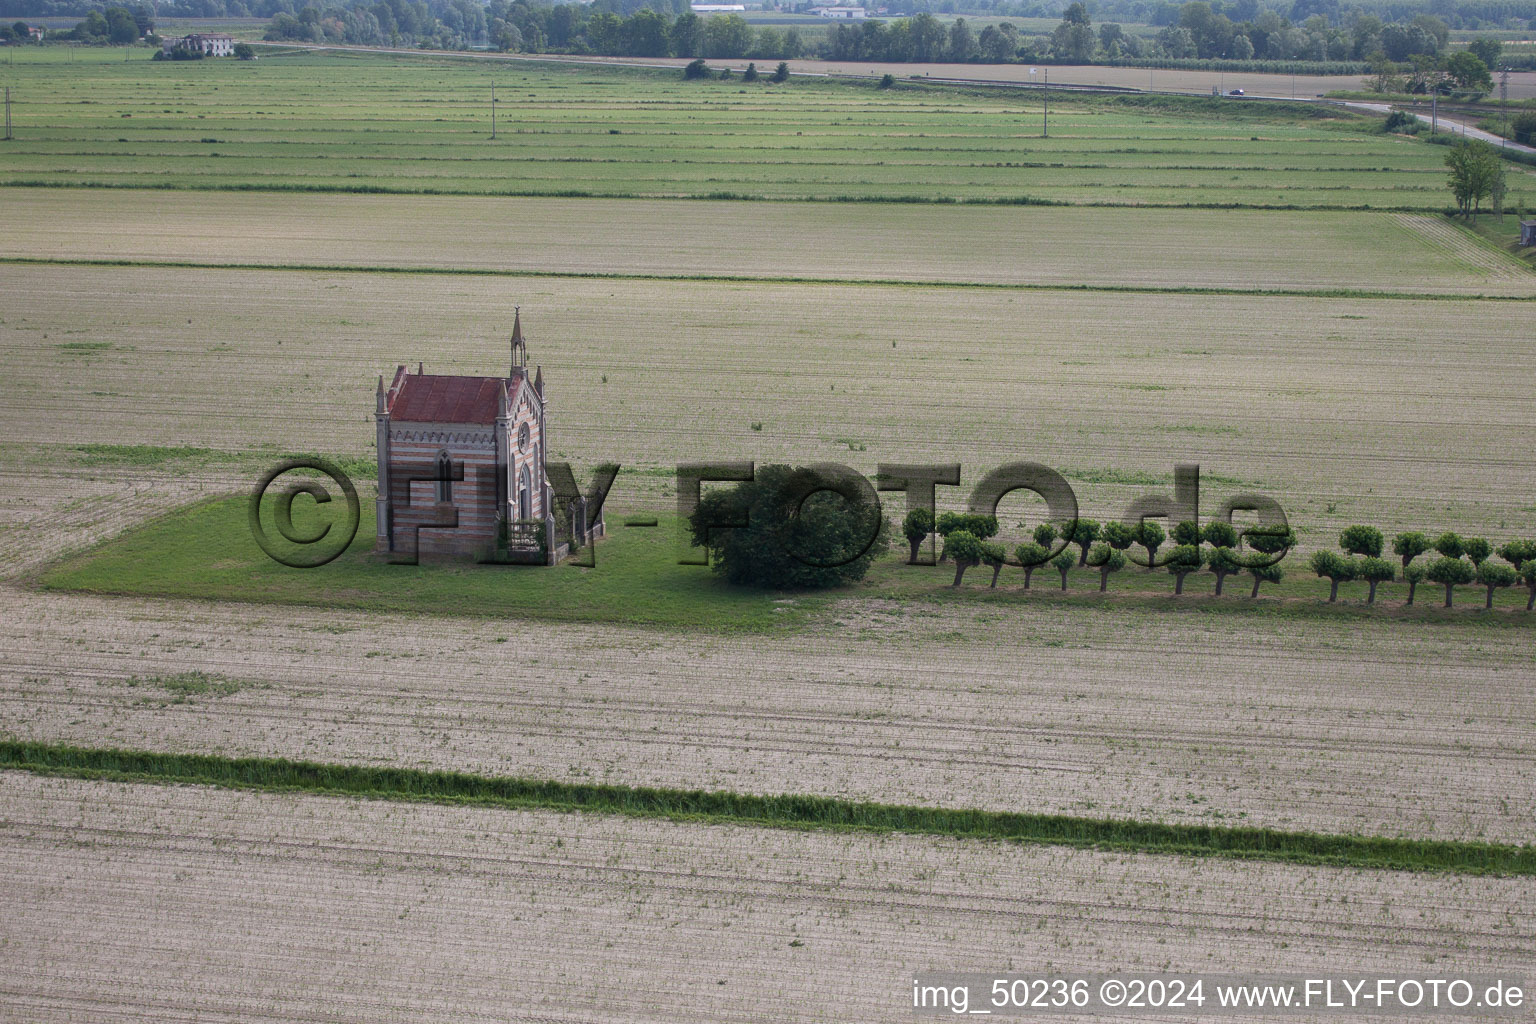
[907, 508, 1536, 610]
[1310, 526, 1536, 608]
[912, 510, 1292, 596]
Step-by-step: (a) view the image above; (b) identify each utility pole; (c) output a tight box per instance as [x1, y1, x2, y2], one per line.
[1500, 66, 1510, 148]
[1028, 67, 1048, 136]
[4, 88, 11, 142]
[490, 80, 496, 139]
[1430, 90, 1437, 134]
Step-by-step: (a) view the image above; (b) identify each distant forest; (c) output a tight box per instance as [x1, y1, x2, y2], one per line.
[4, 0, 1536, 27]
[4, 0, 1533, 72]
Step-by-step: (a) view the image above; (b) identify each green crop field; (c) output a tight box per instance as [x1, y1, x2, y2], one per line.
[3, 47, 1530, 208]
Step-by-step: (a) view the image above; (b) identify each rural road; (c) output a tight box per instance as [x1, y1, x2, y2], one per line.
[1341, 100, 1536, 155]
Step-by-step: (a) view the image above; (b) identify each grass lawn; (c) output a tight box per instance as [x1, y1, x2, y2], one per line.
[39, 494, 826, 631]
[38, 490, 1536, 630]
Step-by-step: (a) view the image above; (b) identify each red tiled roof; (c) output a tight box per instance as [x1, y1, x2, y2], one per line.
[389, 373, 513, 424]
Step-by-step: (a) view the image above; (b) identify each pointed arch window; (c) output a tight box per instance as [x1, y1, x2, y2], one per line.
[518, 464, 532, 521]
[436, 451, 453, 503]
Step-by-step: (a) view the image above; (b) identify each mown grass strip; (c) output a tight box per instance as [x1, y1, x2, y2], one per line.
[3, 741, 1532, 876]
[3, 256, 1529, 303]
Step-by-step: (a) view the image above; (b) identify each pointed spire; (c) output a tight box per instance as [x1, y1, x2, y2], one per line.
[376, 374, 386, 415]
[498, 380, 510, 419]
[534, 364, 543, 395]
[510, 306, 527, 373]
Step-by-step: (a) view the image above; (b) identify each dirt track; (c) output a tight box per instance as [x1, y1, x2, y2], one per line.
[2, 773, 1530, 1023]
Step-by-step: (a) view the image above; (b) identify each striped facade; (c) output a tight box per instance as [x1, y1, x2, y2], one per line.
[374, 316, 550, 560]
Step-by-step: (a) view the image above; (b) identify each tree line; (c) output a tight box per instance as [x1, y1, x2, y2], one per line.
[884, 0, 1536, 35]
[266, 0, 492, 49]
[2, 3, 149, 42]
[6, 0, 1536, 39]
[827, 1, 1445, 65]
[683, 467, 1536, 610]
[253, 0, 1494, 66]
[927, 510, 1536, 609]
[922, 511, 1293, 595]
[13, 0, 1530, 33]
[1307, 527, 1536, 609]
[261, 0, 800, 58]
[3, 1, 249, 47]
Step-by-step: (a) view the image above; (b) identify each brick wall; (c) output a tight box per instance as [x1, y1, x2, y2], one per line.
[388, 426, 500, 559]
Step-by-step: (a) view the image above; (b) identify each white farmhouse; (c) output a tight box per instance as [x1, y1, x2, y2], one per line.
[162, 33, 236, 56]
